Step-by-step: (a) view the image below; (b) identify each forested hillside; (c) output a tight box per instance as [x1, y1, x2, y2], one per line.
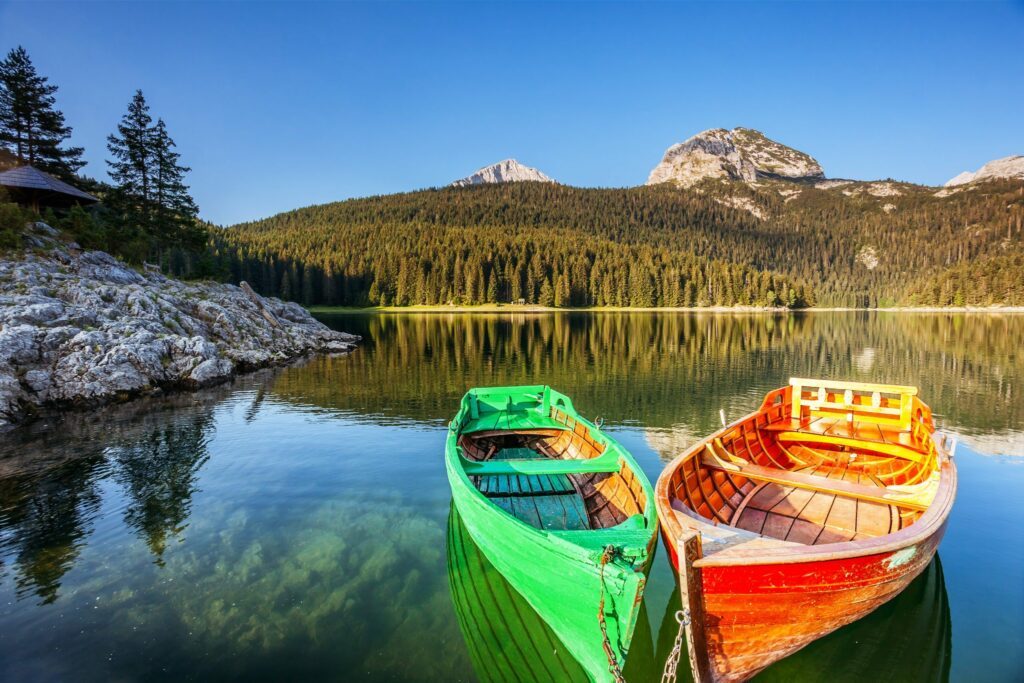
[215, 178, 1024, 308]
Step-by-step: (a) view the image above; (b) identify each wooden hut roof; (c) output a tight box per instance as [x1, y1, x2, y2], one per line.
[0, 165, 98, 205]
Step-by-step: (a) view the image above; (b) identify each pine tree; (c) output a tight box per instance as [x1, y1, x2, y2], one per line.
[554, 272, 569, 307]
[511, 263, 525, 301]
[486, 271, 499, 302]
[280, 267, 294, 300]
[107, 92, 203, 260]
[0, 46, 84, 180]
[151, 118, 201, 251]
[628, 262, 654, 307]
[392, 260, 407, 306]
[322, 266, 338, 306]
[538, 277, 554, 307]
[107, 91, 155, 236]
[301, 264, 316, 305]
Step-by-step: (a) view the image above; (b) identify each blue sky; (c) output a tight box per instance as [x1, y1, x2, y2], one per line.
[2, 1, 1022, 225]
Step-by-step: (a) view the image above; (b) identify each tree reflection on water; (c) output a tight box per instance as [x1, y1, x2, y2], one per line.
[111, 417, 213, 564]
[0, 453, 104, 604]
[0, 383, 234, 602]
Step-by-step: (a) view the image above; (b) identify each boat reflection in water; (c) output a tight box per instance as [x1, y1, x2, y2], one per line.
[655, 555, 952, 682]
[446, 506, 657, 682]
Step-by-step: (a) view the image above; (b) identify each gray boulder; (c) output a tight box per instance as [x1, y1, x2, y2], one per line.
[0, 240, 359, 427]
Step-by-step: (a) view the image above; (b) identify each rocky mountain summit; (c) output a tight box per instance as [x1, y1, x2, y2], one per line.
[647, 127, 825, 187]
[945, 155, 1024, 186]
[0, 223, 359, 427]
[452, 159, 554, 186]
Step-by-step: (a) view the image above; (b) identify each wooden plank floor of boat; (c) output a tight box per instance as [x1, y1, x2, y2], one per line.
[473, 446, 592, 531]
[731, 462, 904, 544]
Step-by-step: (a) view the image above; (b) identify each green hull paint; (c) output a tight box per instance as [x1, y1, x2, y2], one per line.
[445, 386, 658, 682]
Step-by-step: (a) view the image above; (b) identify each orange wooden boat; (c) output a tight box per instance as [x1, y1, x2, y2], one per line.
[654, 378, 957, 682]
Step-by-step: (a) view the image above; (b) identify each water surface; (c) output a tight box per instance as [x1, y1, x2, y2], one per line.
[1, 312, 1022, 681]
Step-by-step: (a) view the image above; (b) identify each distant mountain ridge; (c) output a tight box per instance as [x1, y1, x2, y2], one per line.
[453, 131, 1018, 191]
[452, 159, 553, 187]
[646, 127, 824, 187]
[946, 155, 1024, 186]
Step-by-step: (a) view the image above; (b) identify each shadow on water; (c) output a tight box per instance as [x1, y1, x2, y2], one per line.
[446, 505, 657, 682]
[654, 556, 952, 683]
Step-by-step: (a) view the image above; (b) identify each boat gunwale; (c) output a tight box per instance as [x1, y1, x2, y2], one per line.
[655, 407, 957, 568]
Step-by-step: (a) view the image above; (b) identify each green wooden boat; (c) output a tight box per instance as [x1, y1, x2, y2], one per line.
[445, 385, 658, 682]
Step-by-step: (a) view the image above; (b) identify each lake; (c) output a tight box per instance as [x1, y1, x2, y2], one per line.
[1, 312, 1022, 681]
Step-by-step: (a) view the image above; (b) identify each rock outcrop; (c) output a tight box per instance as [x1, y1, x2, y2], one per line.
[647, 127, 824, 187]
[945, 155, 1024, 186]
[452, 159, 554, 186]
[0, 224, 358, 427]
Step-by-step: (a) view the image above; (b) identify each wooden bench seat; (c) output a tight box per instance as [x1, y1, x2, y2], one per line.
[463, 453, 620, 476]
[761, 417, 917, 446]
[773, 432, 927, 464]
[700, 451, 932, 511]
[760, 416, 923, 457]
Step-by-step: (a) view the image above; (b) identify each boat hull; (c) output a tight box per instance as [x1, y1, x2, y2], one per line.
[663, 520, 947, 681]
[447, 455, 651, 682]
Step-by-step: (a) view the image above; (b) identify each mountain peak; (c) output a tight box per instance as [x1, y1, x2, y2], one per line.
[647, 127, 824, 187]
[452, 159, 554, 187]
[945, 155, 1024, 186]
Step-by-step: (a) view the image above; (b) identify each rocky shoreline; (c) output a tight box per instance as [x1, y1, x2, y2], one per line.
[0, 223, 359, 428]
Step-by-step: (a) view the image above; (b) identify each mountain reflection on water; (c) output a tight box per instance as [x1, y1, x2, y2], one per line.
[0, 312, 1021, 681]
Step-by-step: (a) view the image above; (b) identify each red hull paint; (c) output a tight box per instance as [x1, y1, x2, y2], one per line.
[668, 522, 945, 591]
[662, 518, 948, 682]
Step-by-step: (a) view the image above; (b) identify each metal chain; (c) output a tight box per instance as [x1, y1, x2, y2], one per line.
[660, 608, 691, 683]
[597, 545, 627, 683]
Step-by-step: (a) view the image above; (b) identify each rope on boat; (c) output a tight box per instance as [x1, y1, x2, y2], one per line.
[660, 608, 691, 683]
[597, 545, 627, 683]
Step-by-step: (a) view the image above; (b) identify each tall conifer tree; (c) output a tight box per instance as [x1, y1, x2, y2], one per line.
[107, 91, 203, 259]
[106, 90, 155, 236]
[151, 118, 201, 250]
[0, 46, 84, 180]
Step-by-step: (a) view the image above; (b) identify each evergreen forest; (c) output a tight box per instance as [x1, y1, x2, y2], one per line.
[216, 179, 1024, 308]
